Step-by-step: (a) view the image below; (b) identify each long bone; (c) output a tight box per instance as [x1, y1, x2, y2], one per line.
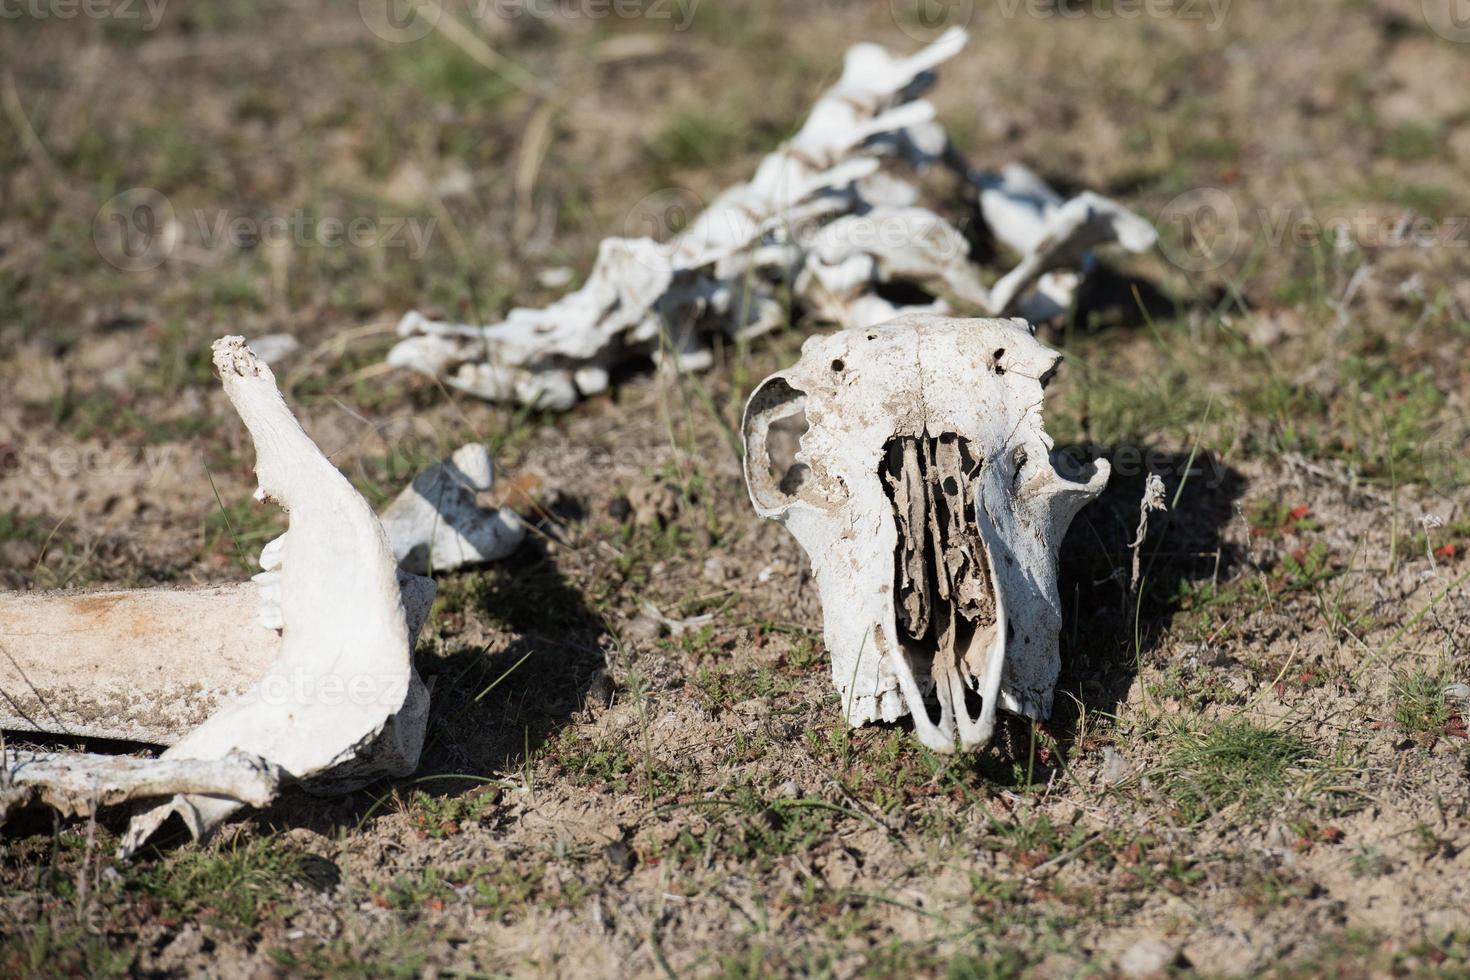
[2, 751, 280, 824]
[1, 439, 520, 744]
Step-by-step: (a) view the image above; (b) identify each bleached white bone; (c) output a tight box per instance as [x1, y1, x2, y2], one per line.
[388, 31, 969, 409]
[112, 337, 432, 856]
[1, 534, 431, 746]
[973, 163, 1158, 317]
[1, 750, 280, 826]
[741, 314, 1108, 752]
[0, 437, 517, 749]
[378, 443, 526, 574]
[797, 206, 991, 326]
[0, 339, 434, 854]
[388, 31, 1156, 410]
[2, 584, 298, 743]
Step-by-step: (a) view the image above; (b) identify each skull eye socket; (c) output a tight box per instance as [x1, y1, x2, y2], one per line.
[743, 376, 811, 509]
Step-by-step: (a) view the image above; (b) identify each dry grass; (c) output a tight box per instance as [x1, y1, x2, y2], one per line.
[2, 0, 1469, 976]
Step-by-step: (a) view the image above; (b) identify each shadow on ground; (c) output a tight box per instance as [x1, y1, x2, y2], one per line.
[216, 532, 609, 842]
[418, 535, 608, 778]
[1053, 445, 1246, 725]
[940, 446, 1245, 783]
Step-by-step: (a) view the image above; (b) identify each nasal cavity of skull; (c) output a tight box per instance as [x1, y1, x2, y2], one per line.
[879, 432, 998, 727]
[748, 377, 811, 500]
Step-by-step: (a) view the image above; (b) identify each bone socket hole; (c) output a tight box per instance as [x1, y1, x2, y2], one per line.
[746, 377, 811, 500]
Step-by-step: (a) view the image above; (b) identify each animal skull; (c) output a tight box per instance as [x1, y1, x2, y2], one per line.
[742, 314, 1108, 752]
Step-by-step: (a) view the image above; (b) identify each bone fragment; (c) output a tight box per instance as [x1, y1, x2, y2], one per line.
[378, 443, 526, 574]
[0, 750, 280, 826]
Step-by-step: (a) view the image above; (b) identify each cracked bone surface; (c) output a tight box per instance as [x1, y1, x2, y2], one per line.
[741, 314, 1109, 752]
[386, 29, 1155, 410]
[0, 338, 432, 854]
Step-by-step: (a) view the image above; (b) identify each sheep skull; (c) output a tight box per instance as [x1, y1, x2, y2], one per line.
[742, 314, 1107, 752]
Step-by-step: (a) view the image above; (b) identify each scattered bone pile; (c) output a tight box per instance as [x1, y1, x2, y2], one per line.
[742, 314, 1109, 752]
[1, 32, 1141, 845]
[388, 28, 1156, 410]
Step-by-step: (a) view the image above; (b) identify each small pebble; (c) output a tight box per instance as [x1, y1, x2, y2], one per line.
[538, 266, 575, 289]
[585, 669, 615, 706]
[624, 613, 664, 644]
[1118, 937, 1181, 977]
[608, 496, 632, 522]
[1100, 746, 1131, 785]
[702, 555, 734, 584]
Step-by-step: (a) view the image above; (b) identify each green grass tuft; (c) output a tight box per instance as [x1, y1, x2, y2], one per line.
[1159, 719, 1314, 824]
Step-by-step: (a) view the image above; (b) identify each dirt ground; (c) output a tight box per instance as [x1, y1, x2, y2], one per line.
[2, 0, 1469, 976]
